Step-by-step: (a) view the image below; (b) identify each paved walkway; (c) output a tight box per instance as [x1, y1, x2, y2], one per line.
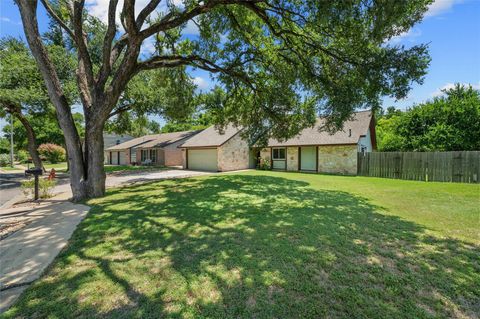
[0, 169, 212, 313]
[0, 193, 89, 312]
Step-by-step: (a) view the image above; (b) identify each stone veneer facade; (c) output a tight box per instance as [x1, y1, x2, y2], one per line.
[286, 147, 299, 171]
[317, 145, 357, 175]
[258, 144, 358, 175]
[217, 132, 250, 171]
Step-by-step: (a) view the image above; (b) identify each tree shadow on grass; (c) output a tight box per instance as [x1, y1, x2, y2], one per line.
[4, 175, 480, 318]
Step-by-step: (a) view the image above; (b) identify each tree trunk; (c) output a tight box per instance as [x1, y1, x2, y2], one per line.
[84, 123, 106, 198]
[17, 0, 87, 201]
[15, 112, 43, 170]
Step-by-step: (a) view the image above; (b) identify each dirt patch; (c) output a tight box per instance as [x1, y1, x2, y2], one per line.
[0, 220, 30, 240]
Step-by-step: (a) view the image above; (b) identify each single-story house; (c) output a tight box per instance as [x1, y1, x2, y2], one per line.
[135, 130, 201, 166]
[258, 110, 376, 175]
[179, 124, 256, 172]
[180, 110, 376, 174]
[105, 130, 200, 166]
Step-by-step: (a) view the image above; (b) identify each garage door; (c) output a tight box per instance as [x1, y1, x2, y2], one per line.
[188, 149, 218, 171]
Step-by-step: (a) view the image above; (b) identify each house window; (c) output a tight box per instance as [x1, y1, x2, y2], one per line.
[130, 151, 136, 163]
[141, 150, 148, 162]
[272, 148, 286, 160]
[149, 149, 157, 163]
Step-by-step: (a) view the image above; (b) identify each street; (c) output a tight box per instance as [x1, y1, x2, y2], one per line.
[0, 173, 24, 208]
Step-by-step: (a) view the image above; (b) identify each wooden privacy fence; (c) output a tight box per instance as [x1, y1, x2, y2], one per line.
[357, 151, 480, 183]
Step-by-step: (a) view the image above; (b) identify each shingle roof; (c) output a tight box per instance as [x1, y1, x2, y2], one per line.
[138, 130, 202, 148]
[180, 124, 242, 148]
[266, 110, 373, 147]
[105, 130, 200, 151]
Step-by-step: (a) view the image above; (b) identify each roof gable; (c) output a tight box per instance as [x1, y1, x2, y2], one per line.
[180, 124, 242, 148]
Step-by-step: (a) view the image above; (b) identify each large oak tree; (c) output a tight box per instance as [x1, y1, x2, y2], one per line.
[15, 0, 431, 200]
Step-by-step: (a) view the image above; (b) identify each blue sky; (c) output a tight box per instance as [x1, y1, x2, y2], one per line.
[0, 0, 479, 133]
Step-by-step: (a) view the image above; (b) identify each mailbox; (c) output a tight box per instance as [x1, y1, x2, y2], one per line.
[25, 167, 43, 176]
[25, 167, 43, 200]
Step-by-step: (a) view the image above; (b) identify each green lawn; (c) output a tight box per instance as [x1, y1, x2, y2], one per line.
[3, 171, 479, 318]
[43, 162, 68, 170]
[0, 166, 21, 171]
[103, 164, 168, 174]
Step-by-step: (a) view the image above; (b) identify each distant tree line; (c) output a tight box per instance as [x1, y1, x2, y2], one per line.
[376, 84, 480, 151]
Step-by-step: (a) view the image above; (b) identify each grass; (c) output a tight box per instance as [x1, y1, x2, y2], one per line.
[39, 163, 168, 173]
[3, 171, 479, 318]
[43, 162, 68, 170]
[0, 166, 21, 171]
[103, 164, 168, 174]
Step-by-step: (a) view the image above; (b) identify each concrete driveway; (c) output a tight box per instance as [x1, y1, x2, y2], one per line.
[2, 169, 212, 208]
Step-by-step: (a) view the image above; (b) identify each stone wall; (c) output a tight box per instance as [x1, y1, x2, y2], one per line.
[218, 133, 250, 171]
[318, 145, 357, 175]
[286, 147, 298, 171]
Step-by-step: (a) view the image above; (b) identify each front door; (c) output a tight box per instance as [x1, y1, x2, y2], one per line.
[300, 146, 317, 171]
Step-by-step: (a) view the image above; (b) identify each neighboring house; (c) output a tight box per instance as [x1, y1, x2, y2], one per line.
[135, 131, 201, 166]
[103, 133, 134, 149]
[105, 131, 200, 166]
[259, 110, 376, 175]
[179, 124, 255, 172]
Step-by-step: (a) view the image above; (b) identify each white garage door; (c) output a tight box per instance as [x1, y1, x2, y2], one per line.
[188, 149, 218, 171]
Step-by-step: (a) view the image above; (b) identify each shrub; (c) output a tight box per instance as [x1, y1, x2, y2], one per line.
[0, 153, 11, 167]
[38, 143, 66, 163]
[257, 158, 271, 170]
[21, 178, 57, 199]
[16, 150, 29, 163]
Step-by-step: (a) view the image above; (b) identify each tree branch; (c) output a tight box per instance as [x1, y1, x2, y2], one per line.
[139, 0, 264, 40]
[108, 103, 135, 118]
[39, 0, 75, 39]
[71, 0, 95, 103]
[122, 0, 138, 34]
[136, 0, 162, 28]
[97, 0, 120, 89]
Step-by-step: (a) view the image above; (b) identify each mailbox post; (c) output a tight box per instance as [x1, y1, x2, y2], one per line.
[25, 167, 43, 200]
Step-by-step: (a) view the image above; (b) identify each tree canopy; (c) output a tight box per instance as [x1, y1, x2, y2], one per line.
[376, 84, 480, 151]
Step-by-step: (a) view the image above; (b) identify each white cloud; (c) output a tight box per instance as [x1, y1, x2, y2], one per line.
[0, 16, 21, 25]
[85, 0, 153, 25]
[140, 37, 156, 56]
[184, 19, 200, 35]
[389, 28, 422, 43]
[431, 82, 480, 97]
[193, 76, 209, 89]
[425, 0, 463, 18]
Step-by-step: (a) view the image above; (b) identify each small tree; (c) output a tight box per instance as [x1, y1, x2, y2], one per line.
[38, 143, 66, 163]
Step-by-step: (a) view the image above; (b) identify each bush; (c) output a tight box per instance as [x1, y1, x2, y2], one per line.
[16, 150, 29, 163]
[38, 143, 66, 164]
[257, 158, 271, 170]
[0, 153, 11, 167]
[21, 178, 57, 199]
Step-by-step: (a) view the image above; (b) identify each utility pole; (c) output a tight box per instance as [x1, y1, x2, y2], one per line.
[9, 113, 14, 167]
